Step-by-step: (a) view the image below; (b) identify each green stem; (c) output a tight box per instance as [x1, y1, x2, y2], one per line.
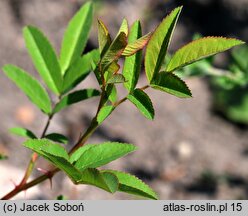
[41, 114, 53, 138]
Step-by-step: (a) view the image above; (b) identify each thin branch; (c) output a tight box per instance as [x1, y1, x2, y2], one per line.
[41, 114, 53, 138]
[139, 85, 150, 91]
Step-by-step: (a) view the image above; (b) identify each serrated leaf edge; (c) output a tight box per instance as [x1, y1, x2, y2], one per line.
[151, 72, 192, 98]
[102, 170, 158, 200]
[166, 36, 245, 72]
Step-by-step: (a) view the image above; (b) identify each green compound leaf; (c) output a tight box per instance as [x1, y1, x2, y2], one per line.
[63, 49, 100, 94]
[107, 74, 126, 84]
[23, 26, 62, 95]
[102, 170, 158, 200]
[167, 37, 245, 72]
[3, 65, 52, 114]
[23, 139, 82, 182]
[60, 2, 93, 73]
[98, 19, 112, 58]
[122, 32, 152, 56]
[74, 142, 137, 170]
[79, 168, 119, 193]
[151, 72, 192, 98]
[9, 127, 37, 139]
[54, 89, 100, 113]
[117, 18, 128, 36]
[44, 133, 69, 144]
[97, 105, 115, 124]
[145, 7, 182, 82]
[100, 32, 127, 71]
[127, 89, 154, 120]
[123, 21, 142, 92]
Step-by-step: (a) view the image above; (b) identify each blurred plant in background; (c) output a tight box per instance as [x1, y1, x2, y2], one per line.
[177, 34, 248, 125]
[211, 46, 248, 125]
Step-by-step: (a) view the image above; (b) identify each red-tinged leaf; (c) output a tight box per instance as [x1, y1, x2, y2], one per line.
[145, 7, 182, 82]
[122, 32, 152, 56]
[123, 21, 142, 92]
[100, 32, 127, 71]
[98, 19, 112, 58]
[127, 89, 154, 120]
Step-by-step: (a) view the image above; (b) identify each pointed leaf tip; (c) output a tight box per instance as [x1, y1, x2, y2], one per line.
[23, 26, 62, 95]
[98, 19, 112, 58]
[122, 32, 152, 56]
[101, 32, 127, 71]
[74, 142, 137, 170]
[167, 37, 245, 72]
[118, 18, 129, 36]
[145, 6, 182, 82]
[60, 1, 93, 73]
[127, 89, 155, 120]
[9, 127, 37, 139]
[44, 133, 69, 144]
[151, 72, 192, 98]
